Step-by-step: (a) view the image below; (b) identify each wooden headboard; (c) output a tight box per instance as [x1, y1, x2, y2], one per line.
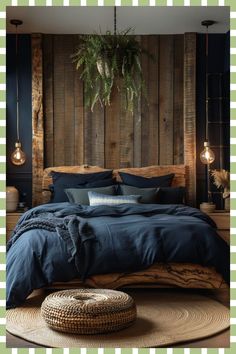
[42, 164, 188, 204]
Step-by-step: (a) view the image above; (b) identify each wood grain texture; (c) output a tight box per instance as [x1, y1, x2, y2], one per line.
[73, 36, 84, 166]
[184, 33, 197, 206]
[105, 79, 121, 169]
[49, 263, 227, 290]
[159, 35, 174, 165]
[120, 83, 134, 168]
[84, 104, 105, 166]
[174, 35, 184, 164]
[43, 34, 54, 167]
[32, 34, 44, 206]
[141, 36, 159, 166]
[53, 35, 66, 166]
[34, 34, 197, 206]
[133, 35, 142, 168]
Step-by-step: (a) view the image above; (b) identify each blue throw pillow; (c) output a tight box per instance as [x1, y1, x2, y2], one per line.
[119, 185, 159, 204]
[119, 172, 174, 188]
[88, 191, 140, 206]
[157, 187, 186, 204]
[65, 185, 117, 205]
[50, 170, 113, 203]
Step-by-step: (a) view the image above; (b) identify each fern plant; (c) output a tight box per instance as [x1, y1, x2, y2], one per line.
[72, 29, 147, 112]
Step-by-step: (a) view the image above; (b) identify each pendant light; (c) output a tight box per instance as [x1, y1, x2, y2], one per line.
[200, 20, 216, 204]
[10, 19, 26, 166]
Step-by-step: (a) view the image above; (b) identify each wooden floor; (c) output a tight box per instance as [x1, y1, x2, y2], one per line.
[6, 288, 230, 348]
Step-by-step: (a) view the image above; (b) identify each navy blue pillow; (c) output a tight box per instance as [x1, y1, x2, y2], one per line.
[50, 170, 113, 203]
[157, 187, 186, 204]
[119, 172, 174, 188]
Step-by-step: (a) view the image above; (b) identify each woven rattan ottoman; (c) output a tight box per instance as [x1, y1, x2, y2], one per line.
[41, 289, 137, 334]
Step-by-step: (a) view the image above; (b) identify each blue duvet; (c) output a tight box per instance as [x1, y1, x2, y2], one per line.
[6, 202, 229, 308]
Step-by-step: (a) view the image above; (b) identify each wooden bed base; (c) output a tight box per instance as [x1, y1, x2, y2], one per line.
[49, 263, 227, 290]
[41, 164, 228, 289]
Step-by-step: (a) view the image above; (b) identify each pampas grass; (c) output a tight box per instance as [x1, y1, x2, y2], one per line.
[211, 169, 230, 198]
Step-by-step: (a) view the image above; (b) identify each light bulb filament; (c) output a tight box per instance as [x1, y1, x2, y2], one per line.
[11, 141, 26, 166]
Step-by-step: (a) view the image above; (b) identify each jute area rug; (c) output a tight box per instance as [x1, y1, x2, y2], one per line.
[6, 290, 229, 348]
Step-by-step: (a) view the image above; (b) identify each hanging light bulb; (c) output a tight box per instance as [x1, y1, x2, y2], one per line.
[200, 141, 215, 165]
[11, 141, 26, 166]
[10, 19, 26, 166]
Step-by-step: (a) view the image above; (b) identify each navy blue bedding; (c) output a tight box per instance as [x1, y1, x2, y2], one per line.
[6, 203, 229, 308]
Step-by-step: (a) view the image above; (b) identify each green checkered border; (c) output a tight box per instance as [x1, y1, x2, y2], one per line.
[0, 0, 235, 352]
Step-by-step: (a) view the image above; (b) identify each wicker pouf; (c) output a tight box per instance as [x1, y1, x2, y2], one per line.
[41, 289, 137, 334]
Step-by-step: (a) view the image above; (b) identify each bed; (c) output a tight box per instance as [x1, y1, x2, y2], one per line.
[6, 164, 229, 309]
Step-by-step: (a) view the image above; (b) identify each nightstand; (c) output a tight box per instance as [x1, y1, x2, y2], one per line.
[206, 211, 230, 244]
[6, 212, 23, 241]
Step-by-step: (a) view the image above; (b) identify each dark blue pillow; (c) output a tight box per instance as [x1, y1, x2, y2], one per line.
[119, 172, 174, 188]
[50, 170, 113, 203]
[51, 170, 113, 185]
[157, 187, 186, 204]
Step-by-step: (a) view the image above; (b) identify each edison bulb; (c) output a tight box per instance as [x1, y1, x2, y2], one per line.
[11, 141, 26, 166]
[200, 141, 215, 165]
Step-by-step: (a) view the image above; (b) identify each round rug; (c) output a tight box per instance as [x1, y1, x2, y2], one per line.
[6, 290, 229, 348]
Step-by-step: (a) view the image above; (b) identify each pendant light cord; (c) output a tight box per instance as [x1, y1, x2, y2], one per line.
[205, 24, 209, 142]
[114, 6, 117, 35]
[15, 23, 20, 142]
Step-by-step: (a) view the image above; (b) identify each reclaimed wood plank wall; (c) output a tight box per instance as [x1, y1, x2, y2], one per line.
[32, 34, 44, 206]
[43, 34, 185, 170]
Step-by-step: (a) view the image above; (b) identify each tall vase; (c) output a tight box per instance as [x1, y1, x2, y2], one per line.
[224, 197, 230, 212]
[6, 186, 19, 212]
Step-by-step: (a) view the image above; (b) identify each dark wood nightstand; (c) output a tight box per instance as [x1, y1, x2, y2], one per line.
[206, 211, 230, 244]
[6, 212, 23, 241]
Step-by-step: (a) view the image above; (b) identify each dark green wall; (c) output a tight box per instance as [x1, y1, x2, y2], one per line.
[6, 34, 32, 207]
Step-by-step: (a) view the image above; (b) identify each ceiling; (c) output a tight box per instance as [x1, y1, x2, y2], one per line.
[6, 6, 229, 34]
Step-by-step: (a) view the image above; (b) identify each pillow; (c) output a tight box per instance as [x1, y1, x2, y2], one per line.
[88, 191, 140, 206]
[119, 185, 159, 204]
[65, 185, 116, 205]
[50, 170, 113, 203]
[157, 187, 186, 204]
[119, 172, 174, 188]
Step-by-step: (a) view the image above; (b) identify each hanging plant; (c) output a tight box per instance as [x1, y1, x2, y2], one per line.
[72, 29, 148, 112]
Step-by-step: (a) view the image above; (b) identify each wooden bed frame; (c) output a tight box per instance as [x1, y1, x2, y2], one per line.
[41, 164, 227, 289]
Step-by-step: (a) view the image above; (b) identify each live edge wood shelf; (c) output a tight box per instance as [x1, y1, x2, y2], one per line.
[6, 212, 23, 241]
[206, 211, 230, 244]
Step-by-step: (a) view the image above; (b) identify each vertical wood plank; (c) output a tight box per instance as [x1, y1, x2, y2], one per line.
[73, 35, 84, 166]
[159, 35, 174, 165]
[53, 35, 66, 166]
[133, 35, 142, 168]
[32, 34, 44, 206]
[141, 35, 159, 166]
[173, 35, 184, 164]
[184, 33, 197, 206]
[120, 83, 134, 168]
[64, 36, 75, 165]
[43, 34, 54, 168]
[84, 104, 105, 166]
[105, 81, 120, 169]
